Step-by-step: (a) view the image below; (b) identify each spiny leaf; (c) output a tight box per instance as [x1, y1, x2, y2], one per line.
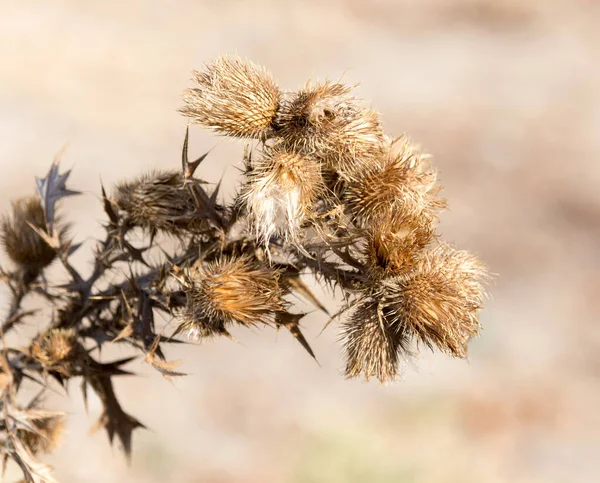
[111, 323, 134, 343]
[85, 356, 137, 377]
[145, 336, 186, 381]
[181, 126, 209, 179]
[277, 312, 317, 361]
[137, 291, 162, 357]
[35, 149, 80, 235]
[101, 182, 119, 225]
[282, 270, 329, 315]
[87, 374, 145, 460]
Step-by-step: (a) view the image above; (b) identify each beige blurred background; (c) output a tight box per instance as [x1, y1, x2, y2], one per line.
[1, 1, 599, 482]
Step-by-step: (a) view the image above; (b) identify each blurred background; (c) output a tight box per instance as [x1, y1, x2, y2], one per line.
[1, 1, 599, 482]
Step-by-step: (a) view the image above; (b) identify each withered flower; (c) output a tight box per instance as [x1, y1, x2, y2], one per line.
[380, 244, 487, 358]
[346, 137, 446, 232]
[341, 300, 410, 383]
[0, 196, 57, 275]
[243, 143, 322, 245]
[180, 55, 281, 139]
[273, 81, 385, 178]
[19, 412, 66, 455]
[176, 255, 286, 340]
[365, 219, 436, 274]
[113, 170, 206, 236]
[31, 328, 81, 376]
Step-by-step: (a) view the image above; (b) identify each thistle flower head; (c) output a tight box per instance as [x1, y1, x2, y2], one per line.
[243, 143, 322, 245]
[177, 255, 286, 340]
[180, 55, 281, 139]
[31, 328, 81, 376]
[113, 170, 206, 236]
[274, 81, 385, 177]
[381, 245, 487, 357]
[0, 196, 57, 274]
[366, 219, 436, 274]
[19, 412, 66, 455]
[341, 300, 410, 383]
[346, 137, 446, 231]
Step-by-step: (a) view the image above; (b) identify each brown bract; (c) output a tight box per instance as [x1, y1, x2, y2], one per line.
[273, 81, 385, 178]
[177, 255, 286, 340]
[180, 55, 281, 139]
[381, 244, 487, 357]
[113, 170, 206, 236]
[0, 196, 57, 273]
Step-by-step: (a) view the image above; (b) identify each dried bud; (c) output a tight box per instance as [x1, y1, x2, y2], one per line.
[176, 255, 286, 340]
[19, 412, 65, 455]
[243, 144, 322, 245]
[113, 170, 207, 235]
[274, 81, 385, 178]
[341, 300, 410, 383]
[0, 196, 57, 274]
[381, 245, 487, 357]
[31, 328, 81, 376]
[346, 137, 445, 232]
[180, 55, 281, 139]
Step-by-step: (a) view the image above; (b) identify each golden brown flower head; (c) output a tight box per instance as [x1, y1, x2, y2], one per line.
[381, 245, 487, 357]
[0, 196, 57, 274]
[180, 55, 281, 139]
[365, 219, 436, 274]
[346, 137, 446, 232]
[273, 81, 386, 178]
[177, 255, 286, 340]
[31, 328, 81, 376]
[341, 300, 410, 383]
[18, 412, 66, 455]
[113, 170, 207, 236]
[243, 143, 323, 245]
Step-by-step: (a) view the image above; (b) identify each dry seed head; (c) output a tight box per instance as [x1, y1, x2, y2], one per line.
[346, 136, 446, 232]
[180, 55, 281, 139]
[31, 328, 81, 375]
[19, 413, 65, 454]
[341, 300, 410, 383]
[0, 196, 57, 273]
[381, 244, 487, 357]
[366, 219, 437, 274]
[243, 143, 323, 244]
[274, 81, 386, 178]
[113, 170, 206, 235]
[178, 255, 286, 340]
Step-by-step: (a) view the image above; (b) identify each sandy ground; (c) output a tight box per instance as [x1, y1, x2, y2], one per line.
[1, 1, 599, 482]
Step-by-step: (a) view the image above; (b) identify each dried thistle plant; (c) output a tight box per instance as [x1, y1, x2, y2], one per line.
[0, 54, 488, 481]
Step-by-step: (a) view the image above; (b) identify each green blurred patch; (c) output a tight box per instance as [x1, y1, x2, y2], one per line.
[291, 425, 418, 483]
